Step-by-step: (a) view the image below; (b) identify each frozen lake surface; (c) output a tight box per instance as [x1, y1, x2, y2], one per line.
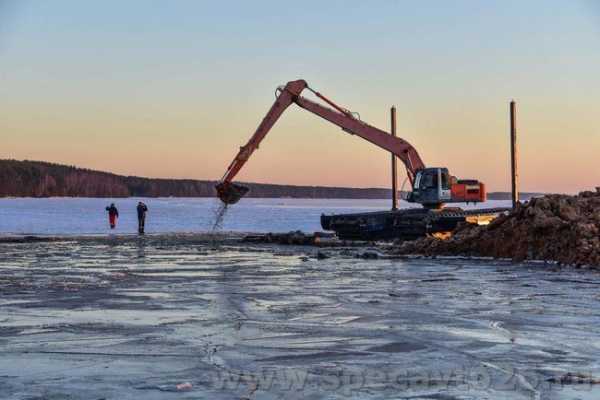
[1, 237, 599, 399]
[0, 197, 512, 235]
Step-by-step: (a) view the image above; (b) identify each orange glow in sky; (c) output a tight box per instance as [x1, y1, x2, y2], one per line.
[1, 1, 599, 193]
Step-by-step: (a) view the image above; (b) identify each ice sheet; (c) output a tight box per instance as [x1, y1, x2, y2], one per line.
[0, 197, 512, 235]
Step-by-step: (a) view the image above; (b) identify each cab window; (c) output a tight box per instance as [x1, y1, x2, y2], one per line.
[441, 171, 450, 190]
[413, 172, 422, 190]
[422, 171, 437, 189]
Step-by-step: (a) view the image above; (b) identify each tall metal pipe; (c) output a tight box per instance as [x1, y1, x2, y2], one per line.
[391, 106, 398, 210]
[510, 100, 519, 209]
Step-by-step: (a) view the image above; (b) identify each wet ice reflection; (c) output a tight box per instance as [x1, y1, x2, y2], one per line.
[1, 239, 600, 399]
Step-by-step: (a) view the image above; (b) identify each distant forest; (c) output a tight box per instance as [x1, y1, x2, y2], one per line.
[0, 160, 392, 198]
[0, 159, 539, 200]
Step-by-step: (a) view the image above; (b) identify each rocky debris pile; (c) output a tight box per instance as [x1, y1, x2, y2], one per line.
[243, 231, 350, 246]
[393, 189, 600, 267]
[244, 231, 324, 245]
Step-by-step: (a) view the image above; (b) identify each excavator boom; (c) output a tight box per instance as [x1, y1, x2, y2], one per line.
[217, 79, 426, 204]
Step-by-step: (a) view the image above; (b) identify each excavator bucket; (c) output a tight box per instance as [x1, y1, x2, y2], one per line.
[215, 182, 249, 205]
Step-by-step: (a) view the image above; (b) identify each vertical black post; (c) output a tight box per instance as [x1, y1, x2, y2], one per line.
[391, 106, 398, 210]
[510, 100, 519, 209]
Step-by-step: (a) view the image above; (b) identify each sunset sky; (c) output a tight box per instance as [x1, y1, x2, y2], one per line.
[1, 1, 599, 193]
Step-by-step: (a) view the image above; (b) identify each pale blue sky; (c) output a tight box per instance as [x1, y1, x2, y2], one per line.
[1, 1, 599, 192]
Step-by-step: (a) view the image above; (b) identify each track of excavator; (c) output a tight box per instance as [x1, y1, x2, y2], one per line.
[321, 207, 510, 241]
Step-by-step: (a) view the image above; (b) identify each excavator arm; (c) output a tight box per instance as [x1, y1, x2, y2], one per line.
[216, 79, 426, 204]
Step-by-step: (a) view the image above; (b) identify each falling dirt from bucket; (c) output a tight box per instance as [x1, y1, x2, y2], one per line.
[210, 182, 249, 246]
[211, 202, 229, 232]
[208, 200, 229, 248]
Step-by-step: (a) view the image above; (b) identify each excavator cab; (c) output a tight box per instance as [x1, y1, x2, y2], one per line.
[408, 168, 486, 208]
[408, 168, 451, 208]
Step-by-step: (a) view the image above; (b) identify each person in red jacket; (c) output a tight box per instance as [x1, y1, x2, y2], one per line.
[105, 203, 119, 229]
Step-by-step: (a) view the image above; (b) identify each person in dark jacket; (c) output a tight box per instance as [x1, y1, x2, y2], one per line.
[137, 202, 148, 234]
[105, 203, 119, 229]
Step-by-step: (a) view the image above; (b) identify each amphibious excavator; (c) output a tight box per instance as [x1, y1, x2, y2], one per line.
[216, 80, 506, 240]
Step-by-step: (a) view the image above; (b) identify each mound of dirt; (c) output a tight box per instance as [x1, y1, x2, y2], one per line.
[393, 189, 600, 267]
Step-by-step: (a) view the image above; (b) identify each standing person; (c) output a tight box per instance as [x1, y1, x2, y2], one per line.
[105, 203, 119, 229]
[136, 201, 148, 234]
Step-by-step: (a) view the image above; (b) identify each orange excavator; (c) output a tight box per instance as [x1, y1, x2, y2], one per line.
[216, 79, 486, 209]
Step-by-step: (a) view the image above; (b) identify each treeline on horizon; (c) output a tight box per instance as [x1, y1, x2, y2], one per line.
[0, 159, 393, 199]
[0, 159, 539, 200]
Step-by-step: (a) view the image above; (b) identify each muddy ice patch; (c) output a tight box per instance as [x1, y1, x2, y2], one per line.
[367, 342, 427, 353]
